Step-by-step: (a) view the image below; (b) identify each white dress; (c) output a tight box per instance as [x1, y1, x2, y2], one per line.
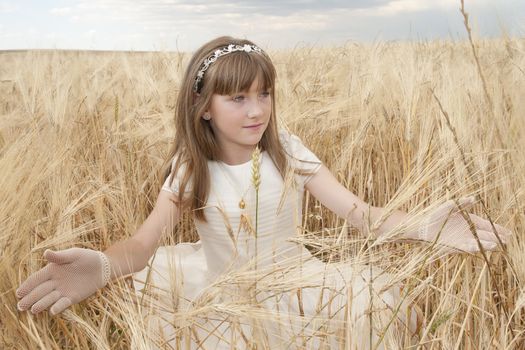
[133, 132, 418, 349]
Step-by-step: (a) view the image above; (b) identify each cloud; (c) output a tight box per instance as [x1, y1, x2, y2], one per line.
[353, 0, 458, 17]
[1, 0, 523, 51]
[48, 0, 389, 24]
[84, 29, 96, 37]
[37, 0, 374, 41]
[50, 7, 73, 16]
[0, 1, 17, 13]
[210, 0, 389, 16]
[380, 0, 455, 15]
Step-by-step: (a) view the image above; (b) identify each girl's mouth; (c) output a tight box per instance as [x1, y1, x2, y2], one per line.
[243, 123, 263, 129]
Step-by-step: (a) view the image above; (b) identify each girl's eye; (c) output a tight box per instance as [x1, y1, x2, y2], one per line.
[232, 95, 244, 102]
[259, 91, 270, 98]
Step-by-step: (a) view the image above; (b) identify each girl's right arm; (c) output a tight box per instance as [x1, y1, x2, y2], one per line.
[104, 190, 180, 278]
[16, 189, 180, 315]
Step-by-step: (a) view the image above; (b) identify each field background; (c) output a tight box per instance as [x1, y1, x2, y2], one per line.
[1, 36, 524, 349]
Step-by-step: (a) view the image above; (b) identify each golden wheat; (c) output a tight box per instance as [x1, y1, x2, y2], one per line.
[1, 36, 524, 349]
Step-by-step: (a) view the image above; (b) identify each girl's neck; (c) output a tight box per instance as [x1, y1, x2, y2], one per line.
[218, 145, 257, 166]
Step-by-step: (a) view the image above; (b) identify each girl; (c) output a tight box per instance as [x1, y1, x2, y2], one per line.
[16, 36, 511, 349]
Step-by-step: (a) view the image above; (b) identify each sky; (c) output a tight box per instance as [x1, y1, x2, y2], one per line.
[0, 0, 524, 51]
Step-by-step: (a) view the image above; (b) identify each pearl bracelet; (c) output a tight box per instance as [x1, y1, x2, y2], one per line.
[97, 251, 112, 286]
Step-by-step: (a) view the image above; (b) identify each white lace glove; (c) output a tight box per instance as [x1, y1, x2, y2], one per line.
[416, 197, 512, 252]
[16, 248, 111, 315]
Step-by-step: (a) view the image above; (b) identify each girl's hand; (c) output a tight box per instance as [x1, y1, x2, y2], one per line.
[417, 197, 512, 252]
[16, 248, 111, 315]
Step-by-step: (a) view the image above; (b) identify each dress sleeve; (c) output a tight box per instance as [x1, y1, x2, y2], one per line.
[161, 156, 192, 196]
[280, 131, 322, 186]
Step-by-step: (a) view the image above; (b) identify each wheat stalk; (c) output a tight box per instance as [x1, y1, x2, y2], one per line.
[250, 145, 262, 303]
[251, 145, 261, 236]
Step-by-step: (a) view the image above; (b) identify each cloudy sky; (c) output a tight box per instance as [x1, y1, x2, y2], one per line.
[1, 0, 524, 51]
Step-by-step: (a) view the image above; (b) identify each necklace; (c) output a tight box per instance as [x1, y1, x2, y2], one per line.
[216, 162, 252, 209]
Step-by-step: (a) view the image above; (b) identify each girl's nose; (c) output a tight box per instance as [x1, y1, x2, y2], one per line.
[247, 101, 263, 119]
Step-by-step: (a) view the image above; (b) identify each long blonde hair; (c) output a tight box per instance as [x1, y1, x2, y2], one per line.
[166, 36, 287, 221]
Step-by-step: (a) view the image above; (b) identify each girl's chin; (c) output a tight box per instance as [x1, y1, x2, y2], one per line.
[252, 133, 265, 144]
[245, 128, 266, 140]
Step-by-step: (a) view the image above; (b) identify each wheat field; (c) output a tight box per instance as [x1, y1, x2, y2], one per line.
[1, 36, 524, 349]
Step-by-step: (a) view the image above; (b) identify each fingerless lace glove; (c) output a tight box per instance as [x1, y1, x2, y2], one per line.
[415, 197, 509, 252]
[16, 248, 111, 315]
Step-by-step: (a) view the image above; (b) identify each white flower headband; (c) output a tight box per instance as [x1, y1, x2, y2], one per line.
[193, 43, 264, 93]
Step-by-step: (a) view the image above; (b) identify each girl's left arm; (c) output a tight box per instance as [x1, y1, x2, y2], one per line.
[305, 165, 512, 251]
[305, 165, 412, 239]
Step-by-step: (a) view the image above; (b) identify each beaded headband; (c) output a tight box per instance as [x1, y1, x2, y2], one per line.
[193, 43, 264, 93]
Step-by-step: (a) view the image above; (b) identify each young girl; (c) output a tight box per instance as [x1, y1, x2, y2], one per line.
[16, 36, 511, 349]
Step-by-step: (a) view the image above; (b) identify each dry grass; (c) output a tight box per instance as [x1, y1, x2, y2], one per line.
[1, 36, 524, 349]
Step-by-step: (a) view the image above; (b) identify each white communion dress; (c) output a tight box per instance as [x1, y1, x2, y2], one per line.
[133, 132, 418, 349]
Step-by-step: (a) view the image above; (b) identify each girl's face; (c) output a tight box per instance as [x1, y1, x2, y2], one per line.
[206, 78, 271, 162]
